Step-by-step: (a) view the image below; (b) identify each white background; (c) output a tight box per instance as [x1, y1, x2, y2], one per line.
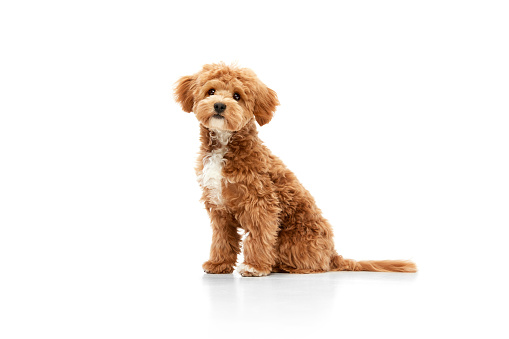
[1, 1, 508, 338]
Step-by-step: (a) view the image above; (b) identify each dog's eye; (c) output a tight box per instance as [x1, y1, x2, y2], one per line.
[233, 93, 241, 101]
[208, 89, 215, 95]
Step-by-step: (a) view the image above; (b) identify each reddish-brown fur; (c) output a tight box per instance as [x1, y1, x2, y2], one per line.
[174, 63, 417, 277]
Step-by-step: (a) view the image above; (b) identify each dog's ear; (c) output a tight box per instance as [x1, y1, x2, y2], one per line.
[254, 85, 279, 126]
[174, 74, 196, 113]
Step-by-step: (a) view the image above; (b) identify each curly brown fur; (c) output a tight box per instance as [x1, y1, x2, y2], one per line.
[174, 63, 417, 277]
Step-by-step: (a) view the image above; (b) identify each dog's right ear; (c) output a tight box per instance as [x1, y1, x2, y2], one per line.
[174, 75, 196, 113]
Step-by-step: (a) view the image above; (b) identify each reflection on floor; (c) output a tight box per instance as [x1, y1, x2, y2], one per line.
[202, 272, 418, 328]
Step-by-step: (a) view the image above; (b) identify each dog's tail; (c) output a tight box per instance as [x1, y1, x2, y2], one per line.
[330, 254, 417, 273]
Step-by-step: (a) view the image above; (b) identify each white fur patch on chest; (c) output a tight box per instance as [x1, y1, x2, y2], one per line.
[198, 129, 232, 205]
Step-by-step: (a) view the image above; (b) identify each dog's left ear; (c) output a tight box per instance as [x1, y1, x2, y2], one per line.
[254, 85, 279, 126]
[174, 74, 196, 113]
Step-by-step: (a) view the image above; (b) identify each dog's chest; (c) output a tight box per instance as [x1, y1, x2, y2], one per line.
[197, 130, 232, 205]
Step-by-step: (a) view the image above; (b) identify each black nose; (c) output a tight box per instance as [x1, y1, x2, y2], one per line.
[214, 102, 226, 114]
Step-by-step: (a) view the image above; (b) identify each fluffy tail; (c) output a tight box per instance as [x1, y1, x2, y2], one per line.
[331, 255, 417, 273]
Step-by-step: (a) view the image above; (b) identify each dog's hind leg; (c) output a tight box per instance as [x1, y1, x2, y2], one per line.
[274, 219, 336, 274]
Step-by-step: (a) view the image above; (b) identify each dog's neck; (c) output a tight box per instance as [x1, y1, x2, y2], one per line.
[199, 118, 260, 155]
[197, 119, 260, 205]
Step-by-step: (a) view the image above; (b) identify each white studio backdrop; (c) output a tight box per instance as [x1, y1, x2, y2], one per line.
[1, 1, 508, 338]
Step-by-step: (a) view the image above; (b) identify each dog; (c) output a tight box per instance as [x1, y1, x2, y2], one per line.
[174, 63, 416, 277]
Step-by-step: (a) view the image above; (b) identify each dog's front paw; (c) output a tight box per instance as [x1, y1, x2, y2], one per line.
[203, 261, 235, 274]
[236, 263, 271, 277]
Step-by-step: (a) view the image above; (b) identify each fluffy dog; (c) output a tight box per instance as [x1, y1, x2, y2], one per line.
[174, 63, 416, 277]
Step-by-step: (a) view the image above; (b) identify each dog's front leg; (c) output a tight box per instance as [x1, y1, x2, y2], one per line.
[236, 200, 280, 277]
[202, 207, 242, 274]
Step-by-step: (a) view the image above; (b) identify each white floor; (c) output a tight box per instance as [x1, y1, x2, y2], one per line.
[2, 2, 509, 338]
[2, 252, 507, 339]
[171, 267, 506, 339]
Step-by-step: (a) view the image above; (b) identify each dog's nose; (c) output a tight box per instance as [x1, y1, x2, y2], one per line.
[214, 102, 226, 114]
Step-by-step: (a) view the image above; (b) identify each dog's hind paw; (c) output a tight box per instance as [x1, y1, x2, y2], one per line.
[236, 263, 270, 277]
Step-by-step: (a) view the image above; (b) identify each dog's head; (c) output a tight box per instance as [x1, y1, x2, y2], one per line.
[174, 63, 279, 131]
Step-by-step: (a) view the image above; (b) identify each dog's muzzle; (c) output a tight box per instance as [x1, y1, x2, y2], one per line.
[214, 102, 226, 114]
